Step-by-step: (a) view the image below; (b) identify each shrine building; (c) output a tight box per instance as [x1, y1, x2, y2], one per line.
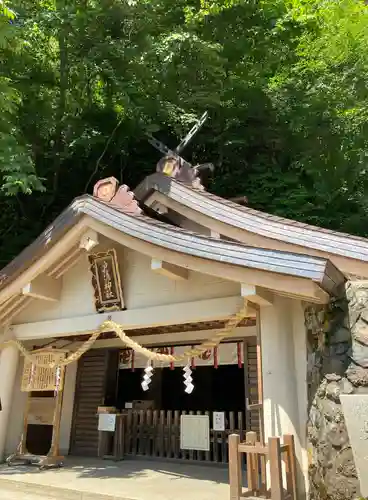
[0, 158, 367, 499]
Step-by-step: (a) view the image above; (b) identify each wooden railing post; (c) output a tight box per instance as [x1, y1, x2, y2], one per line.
[283, 434, 297, 500]
[246, 431, 258, 493]
[269, 437, 283, 500]
[229, 434, 242, 500]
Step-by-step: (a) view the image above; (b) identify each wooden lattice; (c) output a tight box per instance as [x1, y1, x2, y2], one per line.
[21, 349, 66, 392]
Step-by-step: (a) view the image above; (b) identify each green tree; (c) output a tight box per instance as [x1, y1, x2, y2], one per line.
[0, 0, 367, 266]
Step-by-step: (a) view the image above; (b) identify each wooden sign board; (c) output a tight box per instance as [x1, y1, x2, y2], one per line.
[28, 397, 55, 426]
[21, 350, 66, 392]
[180, 415, 210, 451]
[340, 394, 368, 497]
[88, 249, 124, 312]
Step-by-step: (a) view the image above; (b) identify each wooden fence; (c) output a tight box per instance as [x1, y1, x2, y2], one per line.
[117, 409, 247, 463]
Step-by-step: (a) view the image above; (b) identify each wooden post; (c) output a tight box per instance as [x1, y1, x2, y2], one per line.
[243, 340, 250, 431]
[49, 367, 65, 458]
[18, 392, 31, 455]
[256, 309, 267, 494]
[283, 435, 297, 500]
[269, 437, 283, 500]
[256, 309, 265, 445]
[246, 431, 258, 493]
[229, 434, 242, 500]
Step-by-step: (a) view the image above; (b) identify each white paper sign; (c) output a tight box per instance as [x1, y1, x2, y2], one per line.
[125, 402, 133, 409]
[180, 415, 210, 451]
[213, 411, 225, 431]
[98, 413, 116, 432]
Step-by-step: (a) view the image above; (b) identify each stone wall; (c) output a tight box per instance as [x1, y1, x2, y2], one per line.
[305, 281, 368, 500]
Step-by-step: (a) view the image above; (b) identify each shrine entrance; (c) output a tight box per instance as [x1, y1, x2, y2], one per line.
[70, 338, 260, 463]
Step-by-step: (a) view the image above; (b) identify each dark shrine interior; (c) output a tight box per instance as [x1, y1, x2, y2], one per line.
[115, 364, 245, 412]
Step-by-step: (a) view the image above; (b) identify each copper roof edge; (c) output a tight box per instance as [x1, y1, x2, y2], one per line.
[0, 194, 345, 302]
[134, 173, 368, 261]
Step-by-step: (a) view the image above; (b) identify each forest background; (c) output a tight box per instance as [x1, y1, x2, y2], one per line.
[0, 0, 367, 266]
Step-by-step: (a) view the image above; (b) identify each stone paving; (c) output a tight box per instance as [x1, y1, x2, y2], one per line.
[0, 457, 238, 500]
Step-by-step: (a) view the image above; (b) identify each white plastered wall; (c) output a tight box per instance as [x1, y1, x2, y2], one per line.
[260, 296, 308, 499]
[14, 239, 240, 324]
[5, 360, 78, 457]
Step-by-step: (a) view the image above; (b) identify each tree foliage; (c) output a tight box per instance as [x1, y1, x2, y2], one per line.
[0, 0, 367, 265]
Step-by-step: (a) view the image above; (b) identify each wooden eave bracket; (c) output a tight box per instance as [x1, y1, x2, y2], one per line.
[22, 274, 61, 302]
[151, 259, 188, 280]
[241, 284, 274, 307]
[79, 229, 99, 252]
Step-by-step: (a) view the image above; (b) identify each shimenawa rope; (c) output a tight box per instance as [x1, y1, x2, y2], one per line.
[0, 301, 248, 368]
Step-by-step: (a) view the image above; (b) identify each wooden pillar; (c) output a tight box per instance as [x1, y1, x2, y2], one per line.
[229, 434, 242, 500]
[0, 344, 20, 459]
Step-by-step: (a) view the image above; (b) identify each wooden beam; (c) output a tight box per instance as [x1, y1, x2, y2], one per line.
[12, 295, 255, 341]
[147, 191, 367, 280]
[151, 259, 188, 280]
[79, 229, 99, 252]
[0, 296, 20, 316]
[0, 297, 33, 325]
[241, 284, 274, 307]
[86, 218, 331, 303]
[0, 219, 87, 306]
[22, 274, 61, 302]
[62, 325, 257, 351]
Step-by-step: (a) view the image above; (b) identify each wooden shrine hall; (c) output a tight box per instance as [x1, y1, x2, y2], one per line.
[0, 135, 368, 498]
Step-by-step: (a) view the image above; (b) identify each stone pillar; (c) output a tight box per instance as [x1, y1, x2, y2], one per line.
[260, 296, 308, 497]
[306, 281, 368, 500]
[0, 344, 20, 460]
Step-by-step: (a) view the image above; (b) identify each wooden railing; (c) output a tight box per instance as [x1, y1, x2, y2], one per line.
[229, 432, 297, 500]
[98, 409, 253, 463]
[122, 409, 247, 463]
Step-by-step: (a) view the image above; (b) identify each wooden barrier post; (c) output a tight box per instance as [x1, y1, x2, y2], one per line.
[269, 437, 283, 500]
[245, 431, 258, 493]
[283, 434, 297, 500]
[229, 434, 242, 500]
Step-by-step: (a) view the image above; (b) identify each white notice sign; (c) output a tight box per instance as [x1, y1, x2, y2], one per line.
[98, 413, 116, 432]
[180, 415, 210, 451]
[213, 411, 225, 431]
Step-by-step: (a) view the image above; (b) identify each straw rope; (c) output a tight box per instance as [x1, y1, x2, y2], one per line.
[0, 301, 248, 368]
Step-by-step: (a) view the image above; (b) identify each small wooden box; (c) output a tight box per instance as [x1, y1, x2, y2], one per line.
[132, 400, 154, 410]
[97, 406, 117, 414]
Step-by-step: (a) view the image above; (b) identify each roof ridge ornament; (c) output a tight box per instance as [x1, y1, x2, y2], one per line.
[146, 111, 214, 189]
[93, 177, 142, 214]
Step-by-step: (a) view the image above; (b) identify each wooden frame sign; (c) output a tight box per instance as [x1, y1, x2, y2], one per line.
[88, 249, 124, 312]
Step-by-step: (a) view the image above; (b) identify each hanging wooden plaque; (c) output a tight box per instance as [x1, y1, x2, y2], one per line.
[21, 349, 66, 392]
[88, 249, 124, 312]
